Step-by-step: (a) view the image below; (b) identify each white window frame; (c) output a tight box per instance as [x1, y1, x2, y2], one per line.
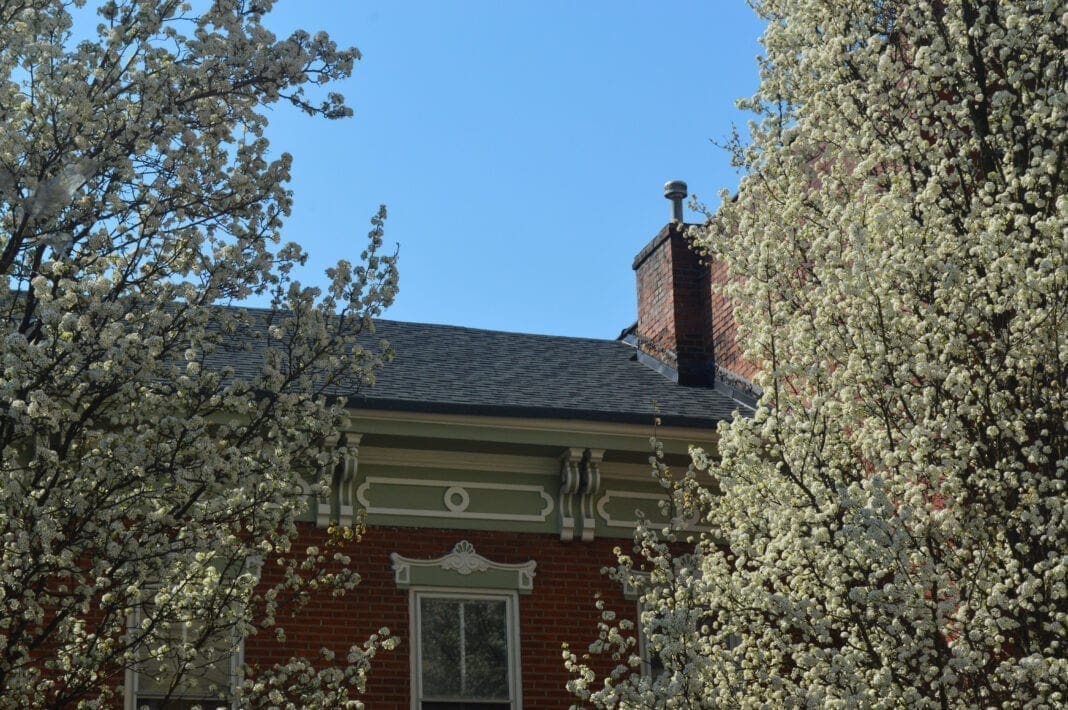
[409, 587, 522, 710]
[124, 606, 242, 710]
[635, 605, 661, 681]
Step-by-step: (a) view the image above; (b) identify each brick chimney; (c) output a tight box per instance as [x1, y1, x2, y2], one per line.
[630, 181, 758, 397]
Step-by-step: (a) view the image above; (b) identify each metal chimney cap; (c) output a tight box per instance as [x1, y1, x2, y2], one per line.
[664, 180, 688, 200]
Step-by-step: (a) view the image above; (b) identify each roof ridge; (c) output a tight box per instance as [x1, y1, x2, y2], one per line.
[372, 318, 626, 344]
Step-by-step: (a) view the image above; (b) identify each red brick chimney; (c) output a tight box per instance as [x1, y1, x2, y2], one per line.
[629, 181, 758, 398]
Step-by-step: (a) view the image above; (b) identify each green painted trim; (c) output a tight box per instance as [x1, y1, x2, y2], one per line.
[356, 465, 558, 534]
[402, 566, 522, 590]
[294, 496, 317, 523]
[391, 541, 536, 594]
[365, 515, 554, 534]
[342, 410, 715, 456]
[592, 483, 713, 539]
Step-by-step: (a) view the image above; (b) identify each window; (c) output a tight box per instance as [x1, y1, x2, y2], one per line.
[627, 554, 738, 683]
[391, 540, 534, 710]
[126, 607, 240, 710]
[637, 617, 666, 681]
[412, 590, 519, 710]
[637, 607, 739, 687]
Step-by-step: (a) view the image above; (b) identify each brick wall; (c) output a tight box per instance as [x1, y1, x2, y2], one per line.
[248, 525, 634, 708]
[706, 256, 758, 382]
[633, 221, 757, 386]
[633, 226, 681, 370]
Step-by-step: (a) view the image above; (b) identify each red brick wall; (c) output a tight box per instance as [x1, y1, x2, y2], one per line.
[669, 229, 712, 380]
[707, 257, 758, 381]
[633, 222, 758, 385]
[247, 525, 634, 708]
[633, 227, 680, 369]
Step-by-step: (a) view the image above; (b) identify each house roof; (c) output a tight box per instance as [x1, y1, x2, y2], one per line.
[346, 319, 749, 428]
[210, 309, 749, 428]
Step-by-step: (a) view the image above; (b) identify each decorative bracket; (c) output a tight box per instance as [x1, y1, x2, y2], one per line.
[316, 433, 361, 528]
[580, 449, 604, 542]
[559, 447, 606, 542]
[558, 447, 584, 542]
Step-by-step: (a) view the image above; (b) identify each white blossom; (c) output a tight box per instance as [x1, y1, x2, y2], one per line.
[570, 1, 1066, 707]
[0, 1, 397, 706]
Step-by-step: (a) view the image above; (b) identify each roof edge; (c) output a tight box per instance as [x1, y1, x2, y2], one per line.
[343, 395, 730, 429]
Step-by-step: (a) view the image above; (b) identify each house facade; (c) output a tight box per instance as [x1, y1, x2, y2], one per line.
[128, 183, 752, 709]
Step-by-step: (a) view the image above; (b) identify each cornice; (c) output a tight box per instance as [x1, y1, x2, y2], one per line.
[340, 408, 718, 447]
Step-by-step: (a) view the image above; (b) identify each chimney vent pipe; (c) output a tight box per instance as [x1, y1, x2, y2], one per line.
[664, 180, 687, 223]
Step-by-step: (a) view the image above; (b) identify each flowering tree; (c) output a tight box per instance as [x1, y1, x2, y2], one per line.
[568, 1, 1065, 706]
[0, 1, 398, 706]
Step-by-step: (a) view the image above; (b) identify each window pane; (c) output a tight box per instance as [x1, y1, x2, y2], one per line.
[135, 612, 234, 703]
[419, 596, 511, 703]
[420, 598, 462, 696]
[461, 600, 508, 698]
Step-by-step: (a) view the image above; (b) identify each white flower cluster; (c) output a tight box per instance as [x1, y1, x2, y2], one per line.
[238, 626, 397, 709]
[0, 1, 397, 706]
[569, 1, 1065, 707]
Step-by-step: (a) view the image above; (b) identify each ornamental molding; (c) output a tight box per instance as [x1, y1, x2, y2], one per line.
[580, 449, 604, 542]
[621, 570, 649, 601]
[438, 540, 491, 575]
[313, 433, 362, 529]
[390, 541, 537, 593]
[559, 447, 604, 542]
[595, 488, 708, 532]
[294, 431, 360, 525]
[595, 489, 664, 529]
[356, 477, 554, 523]
[558, 447, 584, 542]
[359, 447, 556, 476]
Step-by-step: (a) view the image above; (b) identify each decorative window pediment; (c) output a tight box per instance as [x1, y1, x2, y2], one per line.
[390, 541, 536, 594]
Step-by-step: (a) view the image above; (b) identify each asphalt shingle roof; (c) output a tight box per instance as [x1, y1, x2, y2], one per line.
[349, 319, 748, 428]
[207, 309, 748, 428]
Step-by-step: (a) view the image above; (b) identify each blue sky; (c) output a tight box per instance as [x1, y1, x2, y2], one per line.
[262, 2, 766, 339]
